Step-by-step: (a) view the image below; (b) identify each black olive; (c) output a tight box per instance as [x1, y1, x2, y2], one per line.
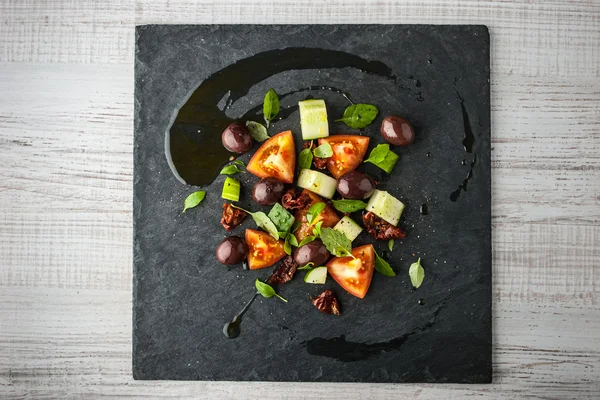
[252, 178, 285, 206]
[221, 122, 253, 154]
[381, 115, 415, 146]
[337, 171, 376, 200]
[293, 240, 330, 267]
[216, 236, 248, 265]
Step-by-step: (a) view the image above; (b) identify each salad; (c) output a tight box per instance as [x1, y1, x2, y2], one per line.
[184, 90, 424, 315]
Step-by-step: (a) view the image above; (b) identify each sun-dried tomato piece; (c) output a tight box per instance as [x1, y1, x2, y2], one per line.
[220, 203, 248, 231]
[311, 290, 341, 315]
[281, 188, 311, 211]
[303, 141, 328, 170]
[267, 256, 298, 286]
[362, 211, 406, 240]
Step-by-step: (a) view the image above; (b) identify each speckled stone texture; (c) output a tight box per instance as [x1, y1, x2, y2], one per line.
[133, 24, 491, 382]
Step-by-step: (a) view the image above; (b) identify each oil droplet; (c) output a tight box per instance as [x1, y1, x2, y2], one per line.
[461, 159, 467, 165]
[420, 204, 429, 215]
[427, 59, 433, 64]
[418, 299, 425, 305]
[426, 152, 432, 157]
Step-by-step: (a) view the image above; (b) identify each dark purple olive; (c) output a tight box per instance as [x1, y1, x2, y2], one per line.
[293, 240, 330, 267]
[381, 115, 415, 146]
[221, 122, 253, 154]
[337, 171, 376, 200]
[216, 236, 249, 265]
[252, 177, 285, 206]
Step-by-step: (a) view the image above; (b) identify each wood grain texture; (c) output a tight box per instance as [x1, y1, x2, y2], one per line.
[1, 0, 599, 398]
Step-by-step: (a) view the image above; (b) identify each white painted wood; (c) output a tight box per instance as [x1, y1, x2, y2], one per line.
[1, 0, 599, 398]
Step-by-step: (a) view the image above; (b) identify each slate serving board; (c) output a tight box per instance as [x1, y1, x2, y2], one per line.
[133, 24, 491, 383]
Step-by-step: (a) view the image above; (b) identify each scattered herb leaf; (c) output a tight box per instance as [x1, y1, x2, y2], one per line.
[291, 220, 301, 233]
[232, 205, 279, 240]
[297, 263, 314, 271]
[284, 235, 292, 255]
[255, 279, 287, 302]
[313, 143, 333, 158]
[374, 251, 396, 277]
[298, 147, 313, 169]
[334, 103, 379, 129]
[233, 160, 246, 167]
[182, 191, 206, 213]
[319, 227, 353, 257]
[268, 203, 295, 233]
[263, 89, 280, 128]
[219, 164, 245, 175]
[388, 239, 394, 251]
[298, 236, 316, 247]
[306, 202, 326, 225]
[376, 150, 400, 173]
[331, 199, 368, 213]
[246, 121, 270, 142]
[409, 258, 425, 288]
[313, 221, 323, 237]
[364, 144, 399, 173]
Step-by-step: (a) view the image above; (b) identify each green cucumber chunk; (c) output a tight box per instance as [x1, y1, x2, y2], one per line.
[221, 177, 240, 201]
[365, 189, 405, 226]
[304, 266, 328, 284]
[297, 169, 337, 199]
[333, 216, 363, 242]
[299, 99, 329, 140]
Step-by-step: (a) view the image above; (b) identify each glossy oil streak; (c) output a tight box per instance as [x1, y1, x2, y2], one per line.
[166, 48, 396, 186]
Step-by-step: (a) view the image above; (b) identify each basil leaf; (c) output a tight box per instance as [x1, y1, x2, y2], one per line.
[365, 144, 390, 164]
[388, 239, 394, 252]
[313, 143, 333, 158]
[284, 235, 292, 255]
[313, 221, 323, 237]
[374, 251, 395, 277]
[335, 103, 379, 129]
[232, 205, 279, 240]
[364, 144, 399, 173]
[288, 234, 298, 247]
[291, 220, 301, 233]
[409, 258, 425, 288]
[219, 164, 244, 175]
[306, 202, 326, 224]
[297, 264, 314, 271]
[331, 199, 368, 213]
[233, 160, 246, 167]
[255, 279, 288, 302]
[298, 146, 314, 170]
[182, 191, 206, 213]
[263, 89, 280, 127]
[319, 227, 353, 257]
[268, 203, 295, 233]
[298, 235, 316, 247]
[246, 121, 270, 142]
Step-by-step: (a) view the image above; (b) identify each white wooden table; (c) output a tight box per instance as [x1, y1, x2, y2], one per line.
[1, 1, 599, 398]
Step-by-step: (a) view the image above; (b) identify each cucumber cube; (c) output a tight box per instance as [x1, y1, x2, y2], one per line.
[366, 189, 405, 226]
[297, 169, 337, 199]
[334, 216, 362, 242]
[299, 99, 329, 140]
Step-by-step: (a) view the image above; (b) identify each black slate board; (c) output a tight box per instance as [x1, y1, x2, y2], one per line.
[133, 24, 491, 383]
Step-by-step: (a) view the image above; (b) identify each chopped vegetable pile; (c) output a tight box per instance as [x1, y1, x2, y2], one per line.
[186, 88, 425, 315]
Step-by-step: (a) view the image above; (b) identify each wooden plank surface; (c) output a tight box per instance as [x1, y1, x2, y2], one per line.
[1, 0, 599, 398]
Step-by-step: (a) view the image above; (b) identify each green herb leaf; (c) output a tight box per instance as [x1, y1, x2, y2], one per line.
[364, 144, 399, 173]
[319, 227, 353, 257]
[313, 221, 323, 237]
[374, 251, 396, 277]
[219, 164, 245, 175]
[284, 235, 292, 255]
[263, 89, 280, 128]
[298, 145, 314, 170]
[306, 202, 326, 224]
[291, 220, 301, 233]
[298, 236, 316, 247]
[365, 144, 390, 164]
[182, 191, 206, 213]
[334, 103, 379, 129]
[233, 160, 246, 167]
[232, 205, 279, 240]
[409, 258, 425, 288]
[313, 143, 333, 158]
[331, 199, 368, 213]
[297, 262, 314, 271]
[255, 279, 288, 302]
[268, 203, 295, 233]
[388, 239, 394, 251]
[245, 121, 270, 142]
[288, 234, 298, 247]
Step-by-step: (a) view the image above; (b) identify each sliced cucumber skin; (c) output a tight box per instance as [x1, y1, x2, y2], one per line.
[299, 99, 329, 140]
[366, 189, 405, 226]
[334, 216, 362, 242]
[297, 169, 337, 199]
[304, 266, 328, 284]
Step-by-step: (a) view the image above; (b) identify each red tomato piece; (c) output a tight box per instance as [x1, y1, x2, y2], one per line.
[326, 244, 375, 298]
[247, 130, 296, 183]
[245, 229, 286, 270]
[318, 135, 370, 179]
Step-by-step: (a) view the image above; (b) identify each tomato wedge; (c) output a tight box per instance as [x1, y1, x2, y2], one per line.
[247, 130, 296, 183]
[327, 244, 375, 298]
[294, 190, 340, 242]
[245, 229, 286, 270]
[318, 135, 370, 179]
